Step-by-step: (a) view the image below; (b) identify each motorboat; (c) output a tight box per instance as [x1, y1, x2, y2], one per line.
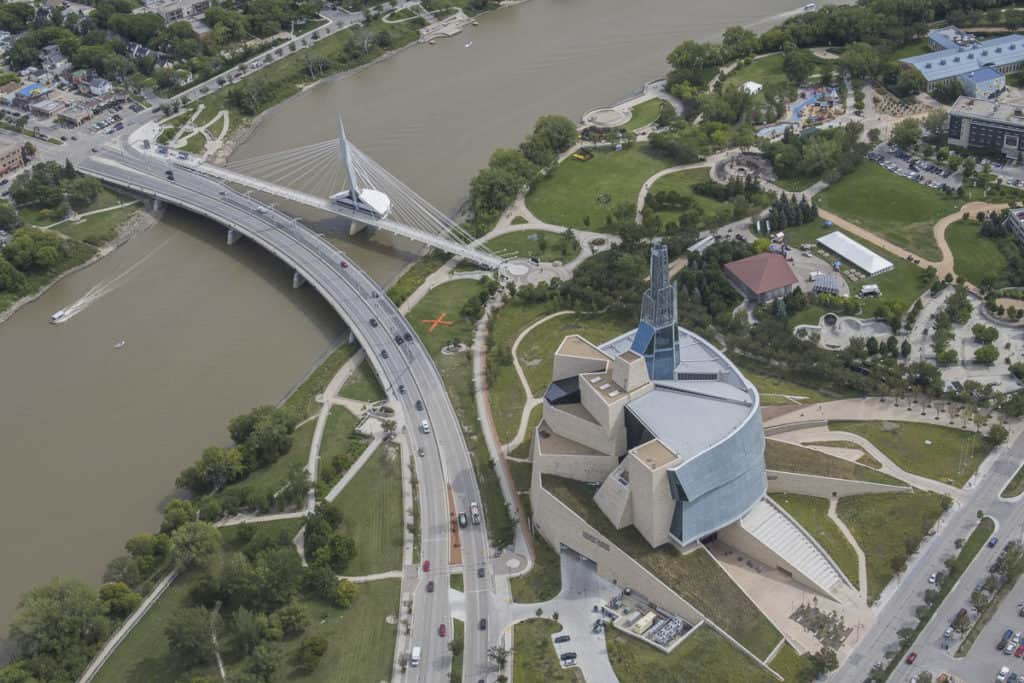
[803, 2, 816, 10]
[50, 309, 68, 324]
[114, 340, 126, 350]
[465, 41, 473, 48]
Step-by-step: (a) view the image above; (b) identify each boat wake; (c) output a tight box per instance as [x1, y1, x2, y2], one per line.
[50, 237, 173, 325]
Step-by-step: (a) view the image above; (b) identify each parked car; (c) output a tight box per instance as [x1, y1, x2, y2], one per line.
[560, 652, 577, 661]
[554, 635, 571, 644]
[990, 537, 1000, 548]
[928, 573, 937, 584]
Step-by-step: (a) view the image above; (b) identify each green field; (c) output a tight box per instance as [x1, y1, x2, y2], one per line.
[513, 619, 582, 682]
[837, 491, 949, 603]
[625, 98, 664, 131]
[338, 359, 386, 403]
[406, 280, 517, 548]
[283, 344, 355, 419]
[831, 420, 992, 487]
[738, 366, 844, 404]
[606, 625, 777, 683]
[648, 167, 730, 224]
[510, 534, 562, 603]
[526, 144, 674, 230]
[317, 405, 368, 486]
[723, 54, 794, 91]
[516, 312, 634, 396]
[768, 642, 810, 681]
[330, 444, 403, 575]
[55, 206, 139, 246]
[771, 493, 860, 587]
[1003, 462, 1024, 498]
[485, 230, 581, 263]
[451, 619, 464, 682]
[387, 251, 448, 306]
[817, 163, 960, 261]
[891, 40, 931, 60]
[947, 220, 1009, 287]
[542, 475, 781, 659]
[765, 439, 905, 486]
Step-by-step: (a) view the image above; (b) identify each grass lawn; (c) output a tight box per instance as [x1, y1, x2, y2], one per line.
[485, 230, 581, 263]
[542, 475, 781, 659]
[891, 40, 931, 59]
[837, 491, 949, 603]
[774, 174, 820, 192]
[526, 144, 674, 230]
[513, 619, 582, 683]
[317, 405, 370, 488]
[218, 418, 316, 505]
[487, 300, 559, 443]
[723, 54, 793, 91]
[831, 420, 992, 487]
[510, 460, 532, 493]
[510, 404, 543, 461]
[605, 625, 776, 683]
[283, 343, 356, 419]
[770, 493, 860, 587]
[386, 251, 448, 307]
[510, 534, 562, 603]
[451, 619, 464, 682]
[339, 358, 386, 403]
[1002, 462, 1024, 498]
[738, 366, 842, 404]
[816, 162, 960, 261]
[765, 439, 904, 486]
[778, 219, 928, 315]
[330, 443, 403, 574]
[947, 220, 1008, 287]
[56, 206, 139, 246]
[406, 281, 517, 548]
[768, 642, 809, 681]
[625, 98, 663, 131]
[516, 312, 634, 396]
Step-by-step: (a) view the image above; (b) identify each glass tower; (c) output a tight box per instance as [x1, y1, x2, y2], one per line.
[630, 244, 678, 380]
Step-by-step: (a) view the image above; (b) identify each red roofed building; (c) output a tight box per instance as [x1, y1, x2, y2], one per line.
[723, 252, 799, 304]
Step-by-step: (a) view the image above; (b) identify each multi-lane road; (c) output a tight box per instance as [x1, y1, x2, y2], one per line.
[79, 145, 498, 681]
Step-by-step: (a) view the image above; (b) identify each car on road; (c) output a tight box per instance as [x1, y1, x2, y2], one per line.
[422, 560, 430, 572]
[905, 652, 917, 664]
[395, 335, 403, 345]
[257, 207, 268, 214]
[477, 566, 484, 578]
[560, 652, 577, 661]
[458, 512, 468, 528]
[555, 635, 571, 643]
[438, 623, 446, 637]
[1014, 644, 1023, 657]
[398, 384, 406, 394]
[403, 332, 412, 342]
[381, 349, 389, 359]
[990, 537, 1000, 548]
[415, 400, 424, 411]
[420, 419, 430, 434]
[426, 580, 434, 593]
[928, 573, 937, 584]
[417, 447, 424, 457]
[340, 260, 348, 268]
[479, 618, 487, 630]
[369, 318, 378, 327]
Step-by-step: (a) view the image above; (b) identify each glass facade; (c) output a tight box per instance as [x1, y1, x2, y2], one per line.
[631, 245, 679, 379]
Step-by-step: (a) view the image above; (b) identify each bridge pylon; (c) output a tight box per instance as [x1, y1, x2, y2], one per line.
[329, 114, 391, 235]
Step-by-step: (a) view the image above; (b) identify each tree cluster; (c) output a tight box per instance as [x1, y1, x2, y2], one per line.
[765, 193, 817, 230]
[765, 123, 868, 184]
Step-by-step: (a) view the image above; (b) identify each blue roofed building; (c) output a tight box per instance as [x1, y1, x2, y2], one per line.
[900, 29, 1024, 91]
[959, 67, 1005, 99]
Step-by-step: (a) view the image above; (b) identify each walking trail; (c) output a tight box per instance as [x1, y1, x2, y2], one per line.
[827, 497, 868, 603]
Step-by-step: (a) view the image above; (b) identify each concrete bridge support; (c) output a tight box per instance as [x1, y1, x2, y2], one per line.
[150, 198, 163, 212]
[292, 271, 306, 289]
[226, 228, 242, 246]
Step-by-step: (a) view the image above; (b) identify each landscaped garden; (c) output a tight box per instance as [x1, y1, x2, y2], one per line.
[771, 493, 860, 587]
[625, 98, 664, 132]
[513, 619, 582, 682]
[510, 535, 562, 603]
[830, 420, 993, 487]
[764, 439, 904, 486]
[338, 360, 386, 403]
[485, 229, 581, 264]
[816, 162, 960, 261]
[836, 490, 950, 603]
[526, 144, 675, 230]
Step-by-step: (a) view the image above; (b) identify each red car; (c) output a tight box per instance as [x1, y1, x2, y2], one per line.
[422, 560, 430, 573]
[905, 652, 917, 664]
[1015, 644, 1024, 658]
[438, 623, 446, 637]
[340, 260, 348, 268]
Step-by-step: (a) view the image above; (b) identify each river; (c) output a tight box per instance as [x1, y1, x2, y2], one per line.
[0, 0, 842, 641]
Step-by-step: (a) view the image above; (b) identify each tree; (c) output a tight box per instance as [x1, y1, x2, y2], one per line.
[98, 582, 141, 619]
[161, 498, 197, 533]
[65, 176, 101, 212]
[176, 446, 245, 495]
[924, 109, 948, 141]
[901, 339, 912, 358]
[808, 647, 839, 676]
[972, 324, 998, 344]
[782, 41, 813, 84]
[989, 423, 1009, 445]
[166, 607, 220, 667]
[170, 521, 221, 569]
[531, 115, 577, 155]
[333, 580, 358, 608]
[8, 578, 110, 681]
[721, 25, 758, 60]
[838, 42, 880, 79]
[0, 255, 26, 293]
[488, 644, 510, 670]
[868, 128, 881, 144]
[249, 643, 282, 682]
[234, 607, 264, 654]
[449, 637, 464, 658]
[975, 345, 999, 365]
[866, 336, 879, 355]
[890, 119, 921, 148]
[296, 635, 328, 674]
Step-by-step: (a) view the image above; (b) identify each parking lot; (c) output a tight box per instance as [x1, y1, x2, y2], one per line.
[869, 144, 962, 191]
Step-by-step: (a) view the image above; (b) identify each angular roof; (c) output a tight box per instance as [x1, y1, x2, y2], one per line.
[723, 252, 798, 295]
[901, 33, 1024, 82]
[961, 67, 1003, 84]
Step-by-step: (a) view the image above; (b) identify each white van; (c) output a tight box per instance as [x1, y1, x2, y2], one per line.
[420, 420, 430, 434]
[410, 645, 421, 667]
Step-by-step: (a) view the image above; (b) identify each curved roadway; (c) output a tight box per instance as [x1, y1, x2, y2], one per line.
[79, 146, 496, 682]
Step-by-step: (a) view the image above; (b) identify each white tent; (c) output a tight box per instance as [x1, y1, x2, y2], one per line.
[816, 231, 893, 276]
[742, 81, 763, 95]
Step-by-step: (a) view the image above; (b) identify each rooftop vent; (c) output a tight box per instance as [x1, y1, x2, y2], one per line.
[608, 390, 620, 398]
[589, 376, 601, 383]
[599, 383, 611, 390]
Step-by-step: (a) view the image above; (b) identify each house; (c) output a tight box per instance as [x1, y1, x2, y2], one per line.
[0, 142, 24, 175]
[40, 44, 70, 75]
[88, 77, 112, 96]
[723, 252, 799, 303]
[138, 0, 210, 22]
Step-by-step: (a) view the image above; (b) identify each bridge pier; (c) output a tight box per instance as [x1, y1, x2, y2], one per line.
[292, 271, 306, 289]
[150, 198, 163, 212]
[226, 228, 242, 246]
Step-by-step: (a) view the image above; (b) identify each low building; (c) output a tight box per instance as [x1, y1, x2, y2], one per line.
[59, 104, 92, 126]
[816, 231, 893, 276]
[812, 272, 842, 295]
[1005, 208, 1024, 244]
[741, 80, 763, 95]
[948, 95, 1024, 158]
[13, 82, 52, 110]
[139, 0, 209, 22]
[928, 25, 976, 51]
[0, 142, 24, 175]
[900, 30, 1024, 91]
[723, 252, 798, 303]
[40, 44, 69, 75]
[88, 77, 112, 96]
[958, 67, 1005, 98]
[30, 98, 64, 117]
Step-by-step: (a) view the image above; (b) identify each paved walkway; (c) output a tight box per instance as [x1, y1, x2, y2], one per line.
[324, 433, 385, 502]
[340, 570, 404, 583]
[827, 497, 868, 604]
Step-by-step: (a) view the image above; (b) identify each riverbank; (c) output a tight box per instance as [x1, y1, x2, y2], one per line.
[0, 207, 157, 326]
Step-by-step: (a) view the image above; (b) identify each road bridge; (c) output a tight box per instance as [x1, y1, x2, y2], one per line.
[79, 146, 497, 682]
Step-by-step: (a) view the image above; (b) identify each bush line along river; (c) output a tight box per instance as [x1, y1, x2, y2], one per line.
[0, 0, 841, 644]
